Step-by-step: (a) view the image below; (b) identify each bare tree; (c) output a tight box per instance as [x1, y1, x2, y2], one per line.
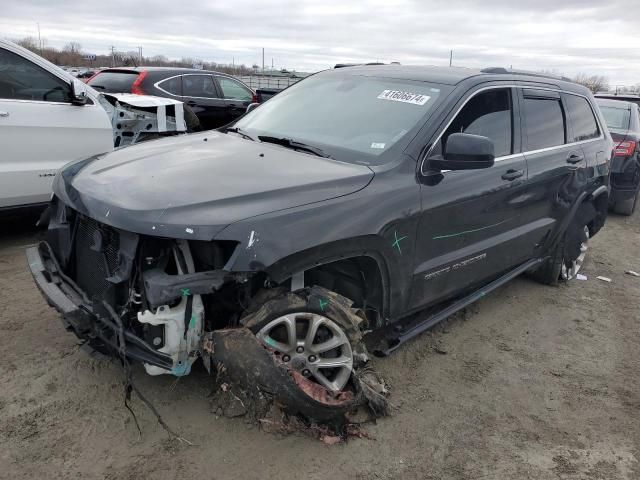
[63, 42, 82, 54]
[9, 37, 294, 77]
[15, 37, 39, 52]
[573, 73, 609, 93]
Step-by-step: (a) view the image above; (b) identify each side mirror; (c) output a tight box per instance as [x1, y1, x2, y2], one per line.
[70, 80, 88, 106]
[246, 102, 260, 113]
[428, 133, 495, 171]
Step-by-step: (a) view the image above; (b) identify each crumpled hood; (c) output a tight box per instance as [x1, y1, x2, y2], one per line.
[54, 131, 374, 240]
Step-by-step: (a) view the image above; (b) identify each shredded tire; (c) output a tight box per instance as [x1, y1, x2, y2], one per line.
[209, 286, 389, 429]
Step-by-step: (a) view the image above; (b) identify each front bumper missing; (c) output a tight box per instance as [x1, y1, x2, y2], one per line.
[26, 243, 174, 370]
[28, 242, 390, 425]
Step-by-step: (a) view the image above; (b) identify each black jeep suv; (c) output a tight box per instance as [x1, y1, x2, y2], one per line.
[27, 65, 611, 417]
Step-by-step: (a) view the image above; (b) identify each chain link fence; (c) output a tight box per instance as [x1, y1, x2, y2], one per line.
[236, 75, 302, 91]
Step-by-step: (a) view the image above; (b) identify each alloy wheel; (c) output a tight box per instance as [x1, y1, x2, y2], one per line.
[256, 312, 353, 392]
[561, 226, 590, 281]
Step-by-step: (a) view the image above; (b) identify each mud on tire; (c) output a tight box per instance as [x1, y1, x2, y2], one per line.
[210, 286, 388, 425]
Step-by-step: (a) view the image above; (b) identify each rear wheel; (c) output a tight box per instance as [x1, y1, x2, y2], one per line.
[533, 225, 589, 286]
[560, 226, 589, 280]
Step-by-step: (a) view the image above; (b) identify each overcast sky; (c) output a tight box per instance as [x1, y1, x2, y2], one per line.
[2, 0, 640, 85]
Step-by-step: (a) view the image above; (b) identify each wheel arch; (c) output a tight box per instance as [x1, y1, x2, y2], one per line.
[585, 184, 609, 236]
[263, 237, 394, 326]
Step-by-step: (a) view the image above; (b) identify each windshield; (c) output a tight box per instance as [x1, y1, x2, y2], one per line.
[599, 106, 631, 131]
[234, 72, 450, 164]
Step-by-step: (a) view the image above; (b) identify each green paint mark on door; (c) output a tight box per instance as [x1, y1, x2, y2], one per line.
[431, 218, 512, 240]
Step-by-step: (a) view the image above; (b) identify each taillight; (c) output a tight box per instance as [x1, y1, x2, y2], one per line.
[252, 93, 258, 103]
[131, 70, 148, 95]
[615, 140, 637, 156]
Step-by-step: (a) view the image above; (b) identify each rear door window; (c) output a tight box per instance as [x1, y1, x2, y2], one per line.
[565, 94, 600, 141]
[217, 76, 253, 101]
[523, 96, 566, 150]
[157, 76, 182, 96]
[182, 75, 218, 98]
[439, 88, 513, 157]
[87, 70, 139, 93]
[0, 47, 71, 102]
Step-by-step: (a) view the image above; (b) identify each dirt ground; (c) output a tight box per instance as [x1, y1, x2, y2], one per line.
[1, 208, 639, 480]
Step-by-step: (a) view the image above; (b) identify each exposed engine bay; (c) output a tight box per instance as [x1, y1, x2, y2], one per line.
[30, 199, 388, 428]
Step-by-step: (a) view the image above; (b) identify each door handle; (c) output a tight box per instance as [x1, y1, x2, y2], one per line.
[0, 111, 9, 117]
[501, 169, 524, 181]
[186, 101, 197, 106]
[566, 152, 584, 164]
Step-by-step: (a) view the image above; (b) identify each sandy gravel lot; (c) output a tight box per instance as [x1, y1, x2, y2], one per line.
[1, 209, 639, 480]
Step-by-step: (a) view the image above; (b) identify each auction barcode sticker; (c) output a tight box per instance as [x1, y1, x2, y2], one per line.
[377, 90, 430, 105]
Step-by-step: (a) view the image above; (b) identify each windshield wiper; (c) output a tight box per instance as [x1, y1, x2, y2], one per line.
[258, 136, 332, 158]
[225, 126, 255, 141]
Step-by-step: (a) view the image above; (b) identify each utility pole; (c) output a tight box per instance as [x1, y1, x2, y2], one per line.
[232, 56, 235, 74]
[138, 46, 142, 64]
[449, 50, 453, 67]
[272, 58, 274, 72]
[110, 45, 116, 67]
[37, 22, 42, 55]
[262, 48, 265, 75]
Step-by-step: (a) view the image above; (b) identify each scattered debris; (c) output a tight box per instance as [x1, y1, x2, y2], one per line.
[625, 270, 640, 277]
[433, 341, 448, 354]
[208, 326, 389, 439]
[321, 434, 342, 445]
[576, 274, 588, 281]
[596, 276, 612, 283]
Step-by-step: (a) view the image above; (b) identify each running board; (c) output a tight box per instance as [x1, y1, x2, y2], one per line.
[374, 258, 543, 356]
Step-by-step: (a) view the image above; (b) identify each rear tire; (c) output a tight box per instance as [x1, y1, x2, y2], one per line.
[531, 236, 565, 286]
[612, 191, 638, 216]
[532, 224, 589, 286]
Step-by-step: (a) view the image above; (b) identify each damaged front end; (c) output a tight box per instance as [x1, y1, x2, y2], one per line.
[27, 199, 388, 425]
[98, 93, 188, 147]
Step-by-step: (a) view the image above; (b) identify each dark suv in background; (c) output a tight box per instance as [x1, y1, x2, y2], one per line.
[595, 93, 640, 108]
[596, 98, 640, 215]
[28, 65, 612, 420]
[88, 67, 256, 130]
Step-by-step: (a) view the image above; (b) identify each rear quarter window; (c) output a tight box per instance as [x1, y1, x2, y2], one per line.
[88, 71, 139, 93]
[565, 94, 600, 141]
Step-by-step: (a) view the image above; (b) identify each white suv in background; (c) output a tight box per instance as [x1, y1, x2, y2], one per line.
[0, 39, 187, 213]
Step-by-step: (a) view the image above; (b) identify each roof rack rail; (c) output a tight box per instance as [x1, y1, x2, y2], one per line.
[333, 62, 400, 69]
[481, 67, 572, 83]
